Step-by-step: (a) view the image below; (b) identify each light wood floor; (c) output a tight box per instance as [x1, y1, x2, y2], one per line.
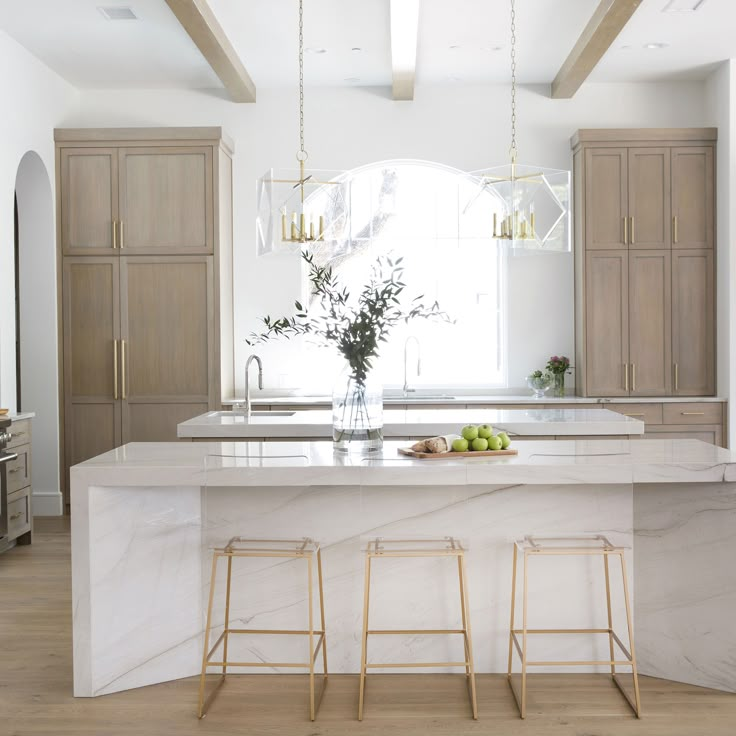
[1, 517, 734, 736]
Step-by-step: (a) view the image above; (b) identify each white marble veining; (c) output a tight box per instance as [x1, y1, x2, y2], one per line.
[178, 408, 644, 439]
[71, 439, 736, 698]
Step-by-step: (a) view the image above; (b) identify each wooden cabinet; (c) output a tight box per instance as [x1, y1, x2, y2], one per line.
[56, 128, 234, 505]
[573, 128, 716, 399]
[59, 148, 118, 253]
[5, 418, 33, 547]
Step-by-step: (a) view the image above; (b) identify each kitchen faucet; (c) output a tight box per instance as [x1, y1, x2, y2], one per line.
[244, 354, 264, 417]
[403, 336, 421, 397]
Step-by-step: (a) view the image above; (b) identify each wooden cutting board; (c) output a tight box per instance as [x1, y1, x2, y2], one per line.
[398, 447, 518, 459]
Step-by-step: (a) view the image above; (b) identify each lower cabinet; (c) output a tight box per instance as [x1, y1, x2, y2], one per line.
[5, 418, 32, 547]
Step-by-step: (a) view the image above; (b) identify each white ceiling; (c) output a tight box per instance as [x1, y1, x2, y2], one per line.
[1, 0, 735, 91]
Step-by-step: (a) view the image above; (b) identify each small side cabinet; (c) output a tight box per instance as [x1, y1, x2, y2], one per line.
[572, 128, 716, 398]
[4, 417, 33, 549]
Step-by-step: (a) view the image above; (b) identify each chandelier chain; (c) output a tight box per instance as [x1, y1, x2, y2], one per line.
[298, 0, 307, 160]
[509, 0, 517, 163]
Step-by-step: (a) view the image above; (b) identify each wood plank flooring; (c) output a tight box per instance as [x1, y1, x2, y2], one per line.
[1, 517, 734, 736]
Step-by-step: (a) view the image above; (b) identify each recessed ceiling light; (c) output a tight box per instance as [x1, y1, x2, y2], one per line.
[305, 47, 327, 54]
[644, 42, 669, 49]
[482, 45, 505, 52]
[351, 47, 362, 52]
[662, 0, 706, 11]
[620, 44, 632, 49]
[98, 6, 138, 20]
[449, 44, 461, 50]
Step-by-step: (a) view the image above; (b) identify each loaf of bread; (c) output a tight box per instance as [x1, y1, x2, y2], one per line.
[411, 434, 462, 453]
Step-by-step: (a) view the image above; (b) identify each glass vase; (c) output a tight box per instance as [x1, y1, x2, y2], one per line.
[332, 367, 383, 454]
[552, 372, 566, 398]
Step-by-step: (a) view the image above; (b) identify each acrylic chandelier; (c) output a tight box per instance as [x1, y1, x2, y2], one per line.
[469, 0, 571, 252]
[256, 0, 350, 256]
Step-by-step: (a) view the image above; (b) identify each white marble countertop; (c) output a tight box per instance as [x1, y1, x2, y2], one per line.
[224, 394, 727, 406]
[72, 438, 735, 486]
[178, 408, 644, 439]
[3, 412, 35, 421]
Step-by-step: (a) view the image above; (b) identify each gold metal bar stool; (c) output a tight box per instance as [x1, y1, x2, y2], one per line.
[507, 535, 641, 719]
[197, 537, 328, 721]
[358, 536, 478, 720]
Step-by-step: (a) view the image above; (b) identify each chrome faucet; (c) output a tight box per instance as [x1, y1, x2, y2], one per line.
[244, 354, 263, 417]
[403, 336, 421, 396]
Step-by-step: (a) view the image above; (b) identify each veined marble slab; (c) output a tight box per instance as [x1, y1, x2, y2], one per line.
[70, 439, 736, 698]
[177, 408, 644, 439]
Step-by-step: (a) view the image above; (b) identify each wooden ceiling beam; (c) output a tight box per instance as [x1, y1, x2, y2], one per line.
[551, 0, 642, 99]
[390, 0, 421, 101]
[164, 0, 256, 103]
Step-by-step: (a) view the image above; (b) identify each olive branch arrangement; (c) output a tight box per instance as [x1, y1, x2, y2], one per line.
[246, 250, 450, 386]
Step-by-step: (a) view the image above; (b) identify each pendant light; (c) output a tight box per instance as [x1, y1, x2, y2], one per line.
[469, 0, 571, 252]
[256, 0, 350, 256]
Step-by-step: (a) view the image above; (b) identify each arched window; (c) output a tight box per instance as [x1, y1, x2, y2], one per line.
[306, 159, 506, 390]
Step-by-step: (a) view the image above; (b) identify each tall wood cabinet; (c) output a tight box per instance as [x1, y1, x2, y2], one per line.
[573, 129, 716, 398]
[56, 128, 234, 503]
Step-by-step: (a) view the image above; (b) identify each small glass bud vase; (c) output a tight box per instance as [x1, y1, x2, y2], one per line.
[332, 366, 383, 454]
[552, 372, 566, 398]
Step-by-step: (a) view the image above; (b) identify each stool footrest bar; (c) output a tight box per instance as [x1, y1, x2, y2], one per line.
[366, 661, 470, 669]
[367, 629, 466, 635]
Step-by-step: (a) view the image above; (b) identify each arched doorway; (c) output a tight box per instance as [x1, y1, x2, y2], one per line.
[14, 151, 62, 516]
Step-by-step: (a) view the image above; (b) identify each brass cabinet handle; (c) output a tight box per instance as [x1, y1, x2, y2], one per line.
[8, 468, 21, 474]
[630, 216, 635, 244]
[120, 221, 124, 249]
[674, 362, 679, 392]
[623, 216, 628, 245]
[624, 363, 629, 392]
[625, 413, 644, 417]
[112, 220, 117, 249]
[121, 339, 127, 400]
[631, 363, 636, 392]
[113, 339, 119, 400]
[12, 432, 26, 439]
[682, 412, 706, 416]
[673, 215, 678, 244]
[10, 512, 23, 521]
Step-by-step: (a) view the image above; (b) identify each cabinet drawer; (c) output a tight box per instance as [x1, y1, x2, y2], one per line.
[7, 487, 31, 540]
[662, 403, 722, 425]
[6, 444, 31, 494]
[606, 403, 663, 425]
[7, 420, 31, 450]
[645, 424, 723, 447]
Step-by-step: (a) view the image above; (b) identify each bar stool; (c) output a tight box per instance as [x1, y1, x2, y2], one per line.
[358, 537, 478, 720]
[507, 535, 641, 719]
[197, 537, 328, 721]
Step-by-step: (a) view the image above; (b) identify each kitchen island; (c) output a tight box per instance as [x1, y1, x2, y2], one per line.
[177, 407, 645, 440]
[71, 438, 736, 700]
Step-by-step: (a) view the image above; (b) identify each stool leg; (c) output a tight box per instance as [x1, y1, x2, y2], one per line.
[317, 548, 328, 679]
[507, 543, 518, 679]
[222, 554, 233, 677]
[520, 550, 529, 720]
[458, 553, 478, 720]
[358, 554, 372, 721]
[307, 554, 316, 721]
[603, 552, 616, 678]
[457, 556, 471, 680]
[619, 551, 642, 718]
[198, 552, 220, 718]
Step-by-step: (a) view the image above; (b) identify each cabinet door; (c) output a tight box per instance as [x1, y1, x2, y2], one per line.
[671, 147, 714, 249]
[629, 250, 671, 396]
[120, 257, 214, 442]
[628, 148, 670, 250]
[118, 147, 213, 253]
[62, 258, 122, 471]
[672, 250, 715, 395]
[585, 251, 629, 396]
[584, 148, 628, 249]
[60, 149, 118, 254]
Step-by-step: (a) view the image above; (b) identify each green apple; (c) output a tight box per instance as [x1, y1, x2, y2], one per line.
[472, 437, 489, 452]
[487, 435, 502, 451]
[477, 424, 493, 439]
[461, 425, 479, 442]
[452, 437, 469, 453]
[496, 431, 511, 449]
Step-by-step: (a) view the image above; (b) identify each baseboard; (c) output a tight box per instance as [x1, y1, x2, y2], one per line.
[33, 491, 64, 516]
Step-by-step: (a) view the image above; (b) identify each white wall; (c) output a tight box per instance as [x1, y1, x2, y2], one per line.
[70, 81, 710, 395]
[0, 30, 77, 513]
[706, 62, 736, 446]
